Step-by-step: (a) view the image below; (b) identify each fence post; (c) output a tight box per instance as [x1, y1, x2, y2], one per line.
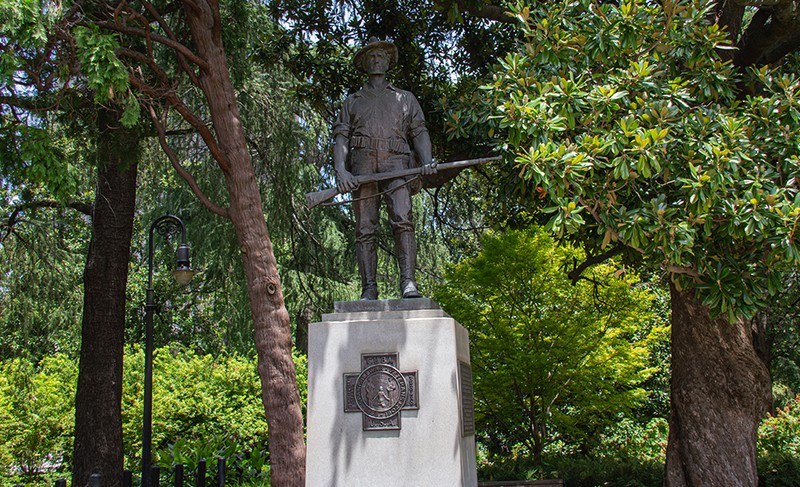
[174, 463, 184, 487]
[151, 466, 160, 487]
[197, 459, 206, 487]
[217, 457, 226, 487]
[123, 470, 133, 487]
[55, 481, 67, 487]
[89, 473, 102, 487]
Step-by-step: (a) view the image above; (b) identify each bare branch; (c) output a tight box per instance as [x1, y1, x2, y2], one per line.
[136, 0, 202, 86]
[128, 71, 231, 174]
[116, 47, 172, 87]
[733, 0, 785, 6]
[735, 0, 800, 66]
[164, 93, 231, 174]
[94, 20, 210, 71]
[3, 200, 93, 243]
[665, 265, 701, 279]
[0, 95, 59, 113]
[7, 200, 91, 216]
[579, 196, 646, 255]
[147, 104, 230, 219]
[567, 245, 626, 285]
[432, 0, 516, 23]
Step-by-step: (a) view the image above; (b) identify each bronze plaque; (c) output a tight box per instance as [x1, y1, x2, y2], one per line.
[344, 353, 419, 431]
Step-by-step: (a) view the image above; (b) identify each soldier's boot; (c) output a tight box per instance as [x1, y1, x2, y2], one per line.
[357, 241, 379, 300]
[396, 232, 422, 299]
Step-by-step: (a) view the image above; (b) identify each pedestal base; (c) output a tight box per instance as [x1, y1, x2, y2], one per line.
[306, 299, 478, 487]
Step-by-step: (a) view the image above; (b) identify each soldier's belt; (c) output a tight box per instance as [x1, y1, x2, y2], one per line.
[350, 136, 410, 154]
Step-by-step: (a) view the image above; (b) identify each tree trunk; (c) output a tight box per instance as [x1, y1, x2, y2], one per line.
[72, 108, 139, 487]
[226, 152, 306, 487]
[665, 284, 771, 486]
[183, 2, 306, 484]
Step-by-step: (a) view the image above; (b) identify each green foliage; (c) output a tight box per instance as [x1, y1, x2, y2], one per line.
[435, 227, 667, 461]
[543, 452, 665, 487]
[758, 395, 800, 486]
[0, 354, 77, 482]
[759, 270, 800, 409]
[452, 0, 800, 321]
[73, 25, 130, 104]
[156, 436, 271, 486]
[591, 417, 668, 467]
[121, 345, 308, 471]
[0, 348, 307, 483]
[0, 200, 88, 361]
[0, 127, 81, 201]
[476, 417, 668, 485]
[0, 0, 89, 201]
[0, 347, 307, 482]
[121, 345, 265, 468]
[0, 0, 58, 49]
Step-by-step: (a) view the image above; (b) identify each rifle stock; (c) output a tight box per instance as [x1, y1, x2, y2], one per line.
[306, 155, 500, 209]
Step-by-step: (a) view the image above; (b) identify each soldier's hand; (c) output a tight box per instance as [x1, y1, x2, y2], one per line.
[336, 170, 359, 193]
[421, 161, 438, 176]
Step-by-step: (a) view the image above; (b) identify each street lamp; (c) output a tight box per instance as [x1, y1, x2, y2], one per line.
[142, 214, 195, 487]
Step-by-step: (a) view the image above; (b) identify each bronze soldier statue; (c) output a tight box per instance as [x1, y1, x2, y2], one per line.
[333, 38, 437, 300]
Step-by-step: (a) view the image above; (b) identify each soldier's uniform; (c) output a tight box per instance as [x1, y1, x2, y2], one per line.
[333, 43, 431, 300]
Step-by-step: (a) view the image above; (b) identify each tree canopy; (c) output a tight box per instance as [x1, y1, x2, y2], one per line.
[435, 226, 666, 464]
[452, 0, 800, 321]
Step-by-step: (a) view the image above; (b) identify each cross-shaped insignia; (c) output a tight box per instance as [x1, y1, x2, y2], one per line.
[343, 352, 419, 431]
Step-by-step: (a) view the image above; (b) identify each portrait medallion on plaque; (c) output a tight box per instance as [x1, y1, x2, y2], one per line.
[344, 352, 419, 431]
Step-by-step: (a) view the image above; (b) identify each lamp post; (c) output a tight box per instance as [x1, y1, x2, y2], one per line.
[142, 214, 195, 487]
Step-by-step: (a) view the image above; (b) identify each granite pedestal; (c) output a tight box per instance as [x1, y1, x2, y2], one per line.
[305, 298, 478, 487]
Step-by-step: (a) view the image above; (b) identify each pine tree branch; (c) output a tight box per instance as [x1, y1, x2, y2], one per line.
[2, 200, 93, 243]
[128, 74, 230, 174]
[116, 47, 172, 87]
[136, 0, 203, 87]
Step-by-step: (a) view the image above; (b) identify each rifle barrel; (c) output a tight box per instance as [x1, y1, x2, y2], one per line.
[306, 155, 501, 209]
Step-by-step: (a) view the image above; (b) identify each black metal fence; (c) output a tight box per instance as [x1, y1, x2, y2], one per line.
[24, 458, 231, 487]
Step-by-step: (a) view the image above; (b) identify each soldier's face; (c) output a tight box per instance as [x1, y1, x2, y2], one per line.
[365, 50, 389, 75]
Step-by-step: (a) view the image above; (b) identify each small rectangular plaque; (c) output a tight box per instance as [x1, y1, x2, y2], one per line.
[459, 361, 475, 436]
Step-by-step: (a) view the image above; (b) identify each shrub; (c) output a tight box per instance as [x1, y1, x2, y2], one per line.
[758, 394, 800, 486]
[0, 354, 77, 483]
[121, 345, 307, 473]
[1, 346, 307, 484]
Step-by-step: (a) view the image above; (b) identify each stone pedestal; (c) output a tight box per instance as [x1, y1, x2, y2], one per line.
[306, 298, 478, 487]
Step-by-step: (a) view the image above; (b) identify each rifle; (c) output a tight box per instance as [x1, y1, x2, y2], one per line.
[306, 156, 501, 209]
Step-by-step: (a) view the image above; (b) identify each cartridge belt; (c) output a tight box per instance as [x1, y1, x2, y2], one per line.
[350, 136, 410, 154]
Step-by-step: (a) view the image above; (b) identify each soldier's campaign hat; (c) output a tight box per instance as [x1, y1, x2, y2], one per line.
[353, 37, 398, 73]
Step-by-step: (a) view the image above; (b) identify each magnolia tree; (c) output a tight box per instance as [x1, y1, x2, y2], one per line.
[449, 0, 800, 484]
